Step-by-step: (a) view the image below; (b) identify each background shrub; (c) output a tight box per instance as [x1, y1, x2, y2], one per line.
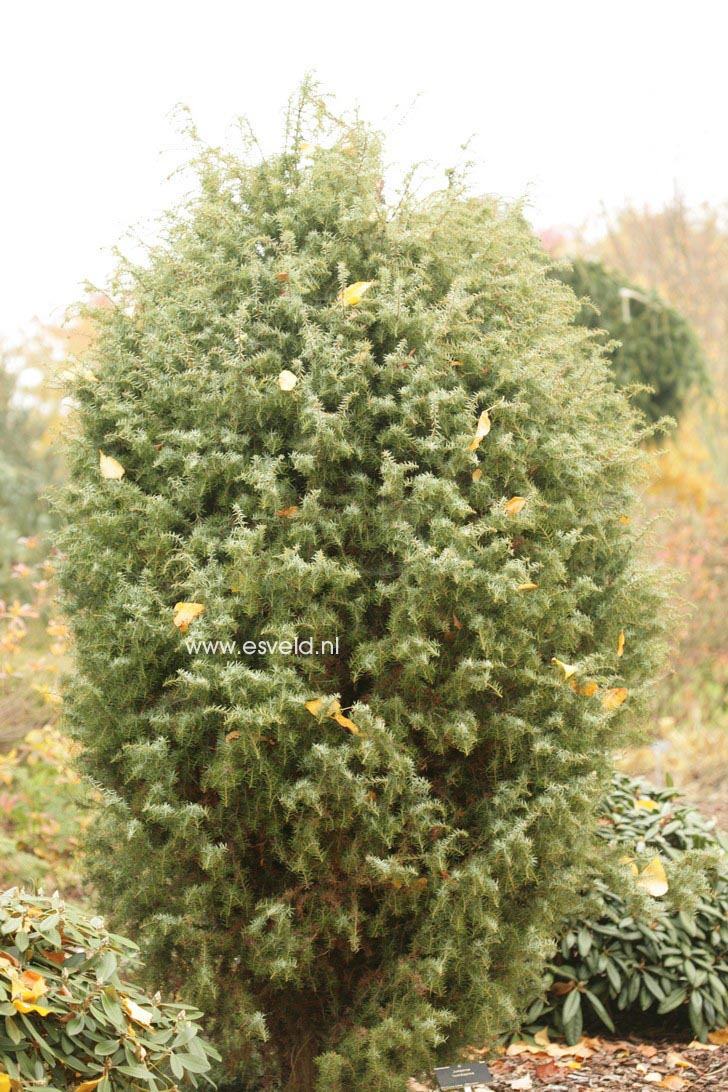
[0, 889, 218, 1091]
[554, 258, 708, 424]
[57, 92, 667, 1090]
[526, 774, 728, 1043]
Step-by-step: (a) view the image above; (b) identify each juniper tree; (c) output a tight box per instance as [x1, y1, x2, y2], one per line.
[554, 257, 708, 424]
[57, 93, 667, 1091]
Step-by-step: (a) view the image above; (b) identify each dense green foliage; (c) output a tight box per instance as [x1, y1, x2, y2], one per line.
[554, 258, 708, 424]
[527, 774, 728, 1043]
[0, 889, 218, 1090]
[57, 94, 666, 1090]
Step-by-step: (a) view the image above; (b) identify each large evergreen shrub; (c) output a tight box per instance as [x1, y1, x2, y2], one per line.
[554, 258, 708, 425]
[57, 93, 666, 1090]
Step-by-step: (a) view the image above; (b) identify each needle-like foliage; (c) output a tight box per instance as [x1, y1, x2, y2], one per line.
[57, 90, 667, 1091]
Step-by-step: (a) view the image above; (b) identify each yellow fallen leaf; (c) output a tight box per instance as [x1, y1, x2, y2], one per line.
[173, 602, 204, 633]
[332, 711, 361, 735]
[659, 1077, 689, 1090]
[306, 697, 360, 735]
[517, 582, 538, 591]
[12, 998, 51, 1015]
[617, 629, 625, 657]
[505, 495, 526, 516]
[467, 409, 491, 451]
[338, 281, 374, 306]
[687, 1041, 718, 1050]
[225, 731, 240, 742]
[122, 997, 153, 1028]
[552, 657, 578, 681]
[75, 1079, 105, 1092]
[708, 1027, 728, 1046]
[636, 798, 660, 811]
[665, 1050, 693, 1067]
[570, 678, 599, 697]
[276, 505, 299, 518]
[0, 952, 20, 972]
[278, 369, 298, 391]
[99, 451, 125, 480]
[0, 1074, 11, 1092]
[602, 687, 628, 710]
[620, 855, 639, 876]
[13, 969, 48, 1002]
[450, 359, 463, 367]
[472, 468, 483, 482]
[505, 1041, 535, 1056]
[638, 856, 669, 897]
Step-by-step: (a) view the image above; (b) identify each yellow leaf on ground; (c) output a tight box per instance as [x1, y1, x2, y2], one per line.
[602, 687, 628, 710]
[659, 1077, 689, 1090]
[122, 997, 153, 1028]
[338, 281, 374, 306]
[505, 495, 526, 516]
[708, 1027, 728, 1045]
[275, 505, 299, 518]
[517, 582, 538, 591]
[99, 451, 125, 479]
[472, 468, 483, 482]
[638, 856, 669, 897]
[332, 711, 361, 735]
[305, 698, 325, 716]
[617, 629, 625, 656]
[665, 1051, 693, 1067]
[468, 409, 492, 451]
[687, 1041, 718, 1050]
[278, 369, 298, 391]
[552, 658, 578, 681]
[173, 602, 205, 633]
[506, 1041, 536, 1056]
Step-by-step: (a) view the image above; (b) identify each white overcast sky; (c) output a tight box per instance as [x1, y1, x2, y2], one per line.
[1, 0, 726, 339]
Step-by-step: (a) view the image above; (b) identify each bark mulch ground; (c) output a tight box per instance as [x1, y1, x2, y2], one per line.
[408, 1032, 728, 1091]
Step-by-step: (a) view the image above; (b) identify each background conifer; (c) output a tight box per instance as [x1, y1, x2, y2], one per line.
[555, 257, 708, 424]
